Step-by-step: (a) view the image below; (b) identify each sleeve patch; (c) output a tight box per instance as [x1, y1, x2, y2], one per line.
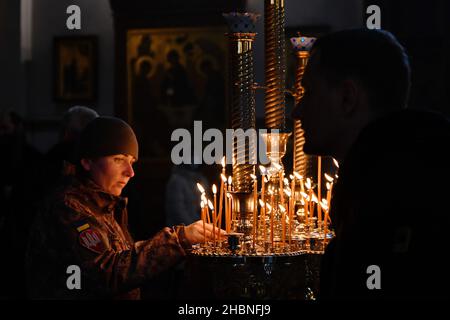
[79, 229, 106, 254]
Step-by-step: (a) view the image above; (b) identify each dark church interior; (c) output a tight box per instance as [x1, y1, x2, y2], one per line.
[1, 0, 450, 308]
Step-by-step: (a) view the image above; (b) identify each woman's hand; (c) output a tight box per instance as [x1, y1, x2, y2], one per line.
[184, 220, 227, 245]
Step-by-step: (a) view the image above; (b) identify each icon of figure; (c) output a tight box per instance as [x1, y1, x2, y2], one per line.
[131, 35, 172, 157]
[161, 49, 196, 108]
[137, 35, 155, 58]
[197, 59, 225, 129]
[63, 57, 81, 96]
[62, 46, 89, 98]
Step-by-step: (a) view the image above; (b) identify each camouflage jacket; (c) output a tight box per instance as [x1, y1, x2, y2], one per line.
[26, 176, 191, 299]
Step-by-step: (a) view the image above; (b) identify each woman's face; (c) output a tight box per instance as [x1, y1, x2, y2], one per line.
[81, 154, 136, 196]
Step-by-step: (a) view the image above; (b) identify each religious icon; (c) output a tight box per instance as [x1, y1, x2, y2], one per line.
[126, 27, 228, 158]
[54, 36, 97, 102]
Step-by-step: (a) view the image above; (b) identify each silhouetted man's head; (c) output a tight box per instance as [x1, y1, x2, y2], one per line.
[292, 29, 411, 159]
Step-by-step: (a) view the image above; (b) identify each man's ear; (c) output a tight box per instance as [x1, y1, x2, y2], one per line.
[340, 79, 359, 116]
[80, 158, 92, 171]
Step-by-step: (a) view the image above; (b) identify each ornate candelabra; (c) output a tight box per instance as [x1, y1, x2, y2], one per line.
[186, 2, 337, 300]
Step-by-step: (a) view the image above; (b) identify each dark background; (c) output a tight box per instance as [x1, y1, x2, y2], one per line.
[0, 0, 449, 299]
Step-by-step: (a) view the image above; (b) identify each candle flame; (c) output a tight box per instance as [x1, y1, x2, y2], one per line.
[305, 178, 311, 190]
[266, 203, 272, 212]
[300, 192, 309, 201]
[250, 174, 257, 180]
[212, 184, 217, 194]
[221, 174, 227, 183]
[221, 156, 226, 168]
[226, 193, 232, 199]
[312, 194, 318, 203]
[273, 163, 282, 171]
[200, 200, 205, 208]
[321, 198, 328, 206]
[320, 200, 329, 211]
[335, 174, 339, 179]
[289, 174, 294, 180]
[326, 182, 331, 190]
[283, 178, 289, 186]
[268, 188, 274, 196]
[228, 176, 232, 185]
[278, 204, 286, 213]
[259, 199, 265, 207]
[196, 183, 205, 194]
[300, 199, 305, 205]
[259, 165, 267, 175]
[293, 171, 303, 180]
[332, 158, 339, 168]
[284, 189, 291, 197]
[201, 194, 207, 203]
[324, 173, 334, 183]
[208, 200, 214, 210]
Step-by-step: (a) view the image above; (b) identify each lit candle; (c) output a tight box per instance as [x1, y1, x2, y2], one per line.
[324, 174, 334, 227]
[289, 175, 295, 210]
[317, 156, 322, 227]
[196, 183, 205, 194]
[218, 174, 227, 230]
[279, 171, 285, 206]
[221, 156, 226, 175]
[321, 199, 329, 240]
[208, 200, 214, 245]
[212, 184, 217, 245]
[305, 178, 312, 223]
[259, 166, 267, 239]
[206, 199, 211, 224]
[290, 176, 295, 245]
[332, 158, 339, 169]
[201, 194, 210, 224]
[279, 204, 286, 246]
[228, 176, 233, 225]
[299, 198, 305, 225]
[200, 201, 206, 244]
[284, 188, 291, 229]
[269, 188, 275, 249]
[311, 193, 318, 226]
[250, 174, 258, 247]
[267, 202, 273, 249]
[294, 171, 304, 193]
[259, 199, 266, 243]
[226, 193, 232, 233]
[224, 178, 228, 232]
[300, 191, 309, 223]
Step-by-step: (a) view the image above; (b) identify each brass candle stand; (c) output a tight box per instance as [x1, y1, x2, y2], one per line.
[186, 3, 336, 301]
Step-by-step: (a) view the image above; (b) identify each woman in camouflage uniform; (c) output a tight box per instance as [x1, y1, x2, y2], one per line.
[26, 116, 222, 299]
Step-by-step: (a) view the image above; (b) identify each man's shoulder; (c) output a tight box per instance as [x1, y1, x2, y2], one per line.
[369, 109, 450, 136]
[354, 109, 450, 154]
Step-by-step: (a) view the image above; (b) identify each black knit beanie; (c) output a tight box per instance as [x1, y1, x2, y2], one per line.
[77, 116, 139, 161]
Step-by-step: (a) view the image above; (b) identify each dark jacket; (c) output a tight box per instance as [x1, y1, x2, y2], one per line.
[26, 176, 191, 299]
[320, 109, 450, 299]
